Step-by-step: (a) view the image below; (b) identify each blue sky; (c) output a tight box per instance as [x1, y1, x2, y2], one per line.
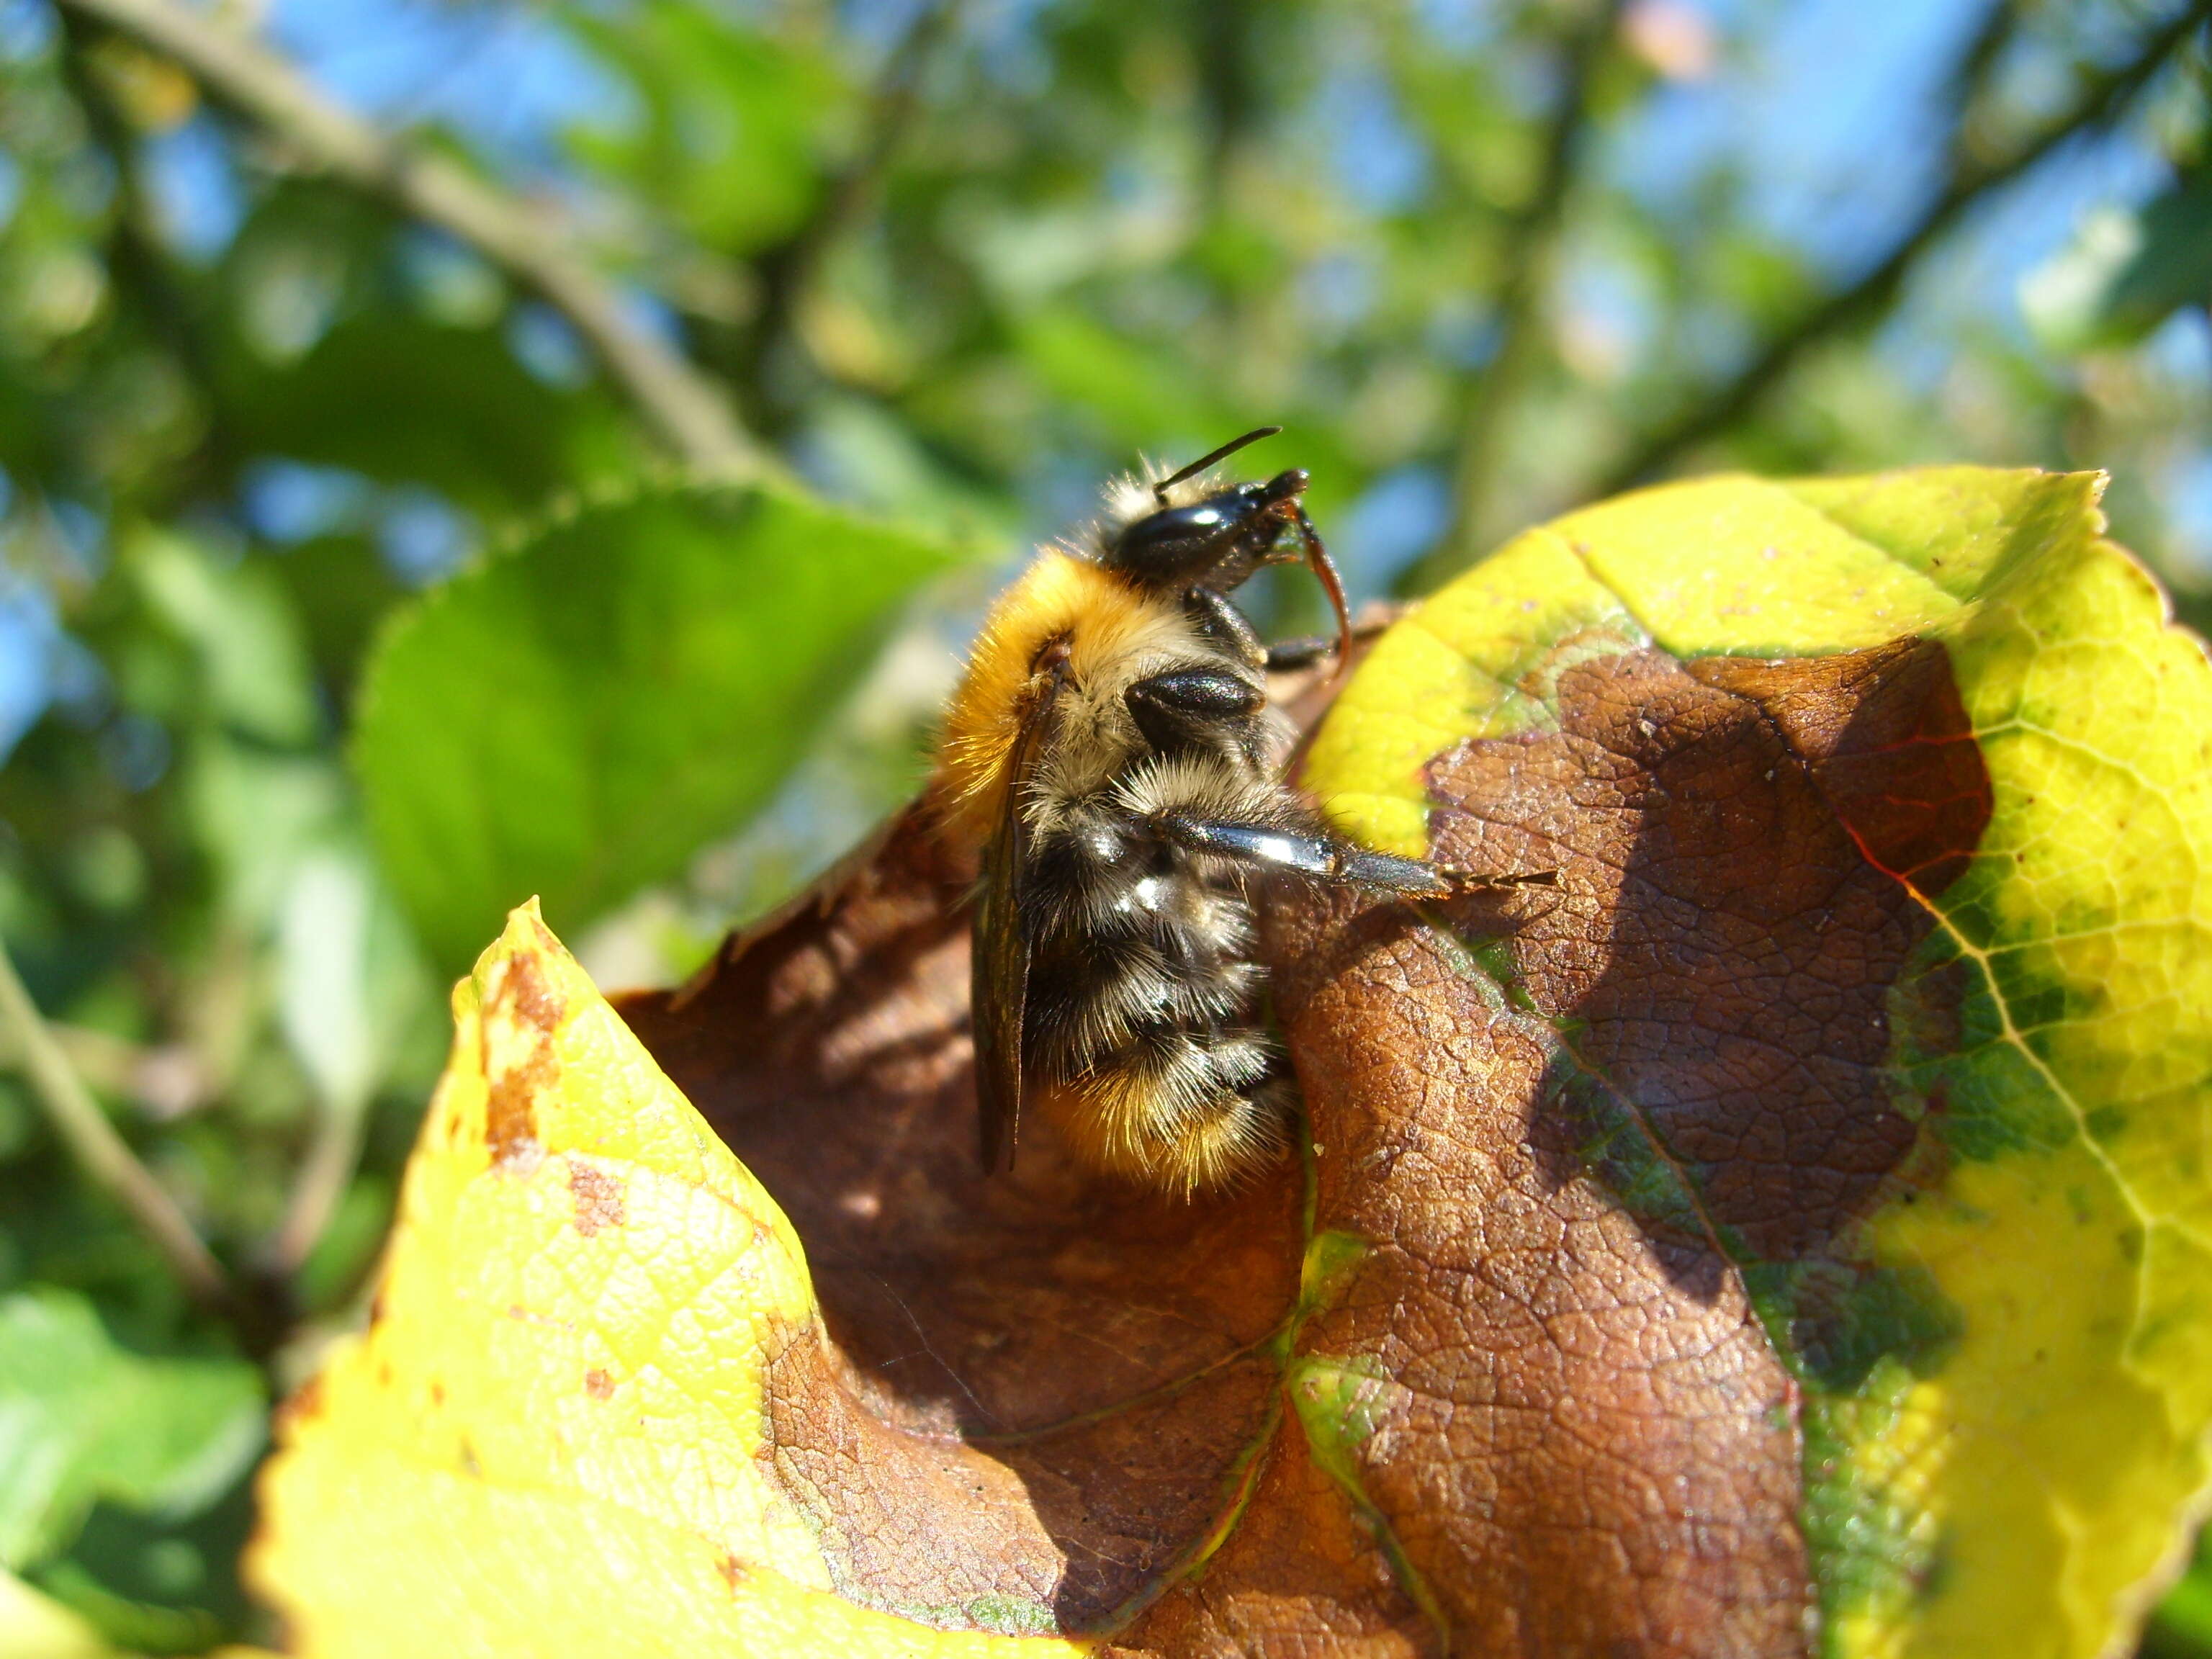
[252, 0, 2180, 310]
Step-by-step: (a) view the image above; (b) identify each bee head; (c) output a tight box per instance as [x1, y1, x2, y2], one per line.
[1099, 428, 1352, 667]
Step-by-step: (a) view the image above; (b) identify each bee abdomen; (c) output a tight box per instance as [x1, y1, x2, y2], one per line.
[1024, 913, 1259, 1073]
[1018, 839, 1289, 1190]
[1048, 1027, 1290, 1195]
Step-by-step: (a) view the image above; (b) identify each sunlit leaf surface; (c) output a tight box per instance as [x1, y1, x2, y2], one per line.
[258, 468, 2212, 1658]
[352, 482, 960, 972]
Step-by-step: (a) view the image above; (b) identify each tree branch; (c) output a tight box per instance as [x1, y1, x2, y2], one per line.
[1588, 0, 2212, 500]
[1195, 0, 1259, 224]
[56, 9, 249, 513]
[1424, 0, 1628, 587]
[743, 0, 965, 413]
[262, 1085, 368, 1282]
[0, 936, 234, 1318]
[54, 0, 768, 482]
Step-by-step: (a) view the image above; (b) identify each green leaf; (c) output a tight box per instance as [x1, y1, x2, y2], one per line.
[561, 0, 847, 256]
[221, 315, 643, 516]
[0, 1290, 264, 1573]
[352, 482, 959, 972]
[127, 529, 321, 749]
[1012, 307, 1231, 443]
[276, 842, 428, 1115]
[264, 534, 412, 707]
[2146, 1534, 2212, 1658]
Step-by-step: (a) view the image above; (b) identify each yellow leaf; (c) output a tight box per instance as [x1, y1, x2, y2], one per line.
[250, 902, 1088, 1659]
[0, 1568, 114, 1659]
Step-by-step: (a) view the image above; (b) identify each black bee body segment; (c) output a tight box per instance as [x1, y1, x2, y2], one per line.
[1123, 670, 1269, 759]
[960, 427, 1550, 1192]
[1260, 634, 1341, 672]
[1012, 745, 1292, 1187]
[1179, 584, 1268, 669]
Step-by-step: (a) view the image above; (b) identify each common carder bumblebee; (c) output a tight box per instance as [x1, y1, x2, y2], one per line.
[934, 428, 1551, 1195]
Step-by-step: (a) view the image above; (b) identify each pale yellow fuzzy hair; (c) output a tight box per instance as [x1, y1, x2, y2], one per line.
[934, 457, 1259, 857]
[933, 549, 1184, 854]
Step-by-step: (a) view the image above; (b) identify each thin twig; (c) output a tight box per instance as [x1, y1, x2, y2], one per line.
[55, 9, 246, 513]
[1195, 0, 1259, 222]
[1588, 0, 2212, 500]
[1426, 0, 1628, 585]
[744, 0, 965, 407]
[54, 0, 767, 481]
[263, 1089, 368, 1280]
[0, 936, 234, 1314]
[1942, 0, 2027, 118]
[30, 1022, 208, 1119]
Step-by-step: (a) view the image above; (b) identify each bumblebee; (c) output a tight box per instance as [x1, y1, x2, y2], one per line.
[935, 428, 1547, 1195]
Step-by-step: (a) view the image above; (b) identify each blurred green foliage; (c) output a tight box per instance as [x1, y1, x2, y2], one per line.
[0, 0, 2206, 1650]
[355, 483, 956, 970]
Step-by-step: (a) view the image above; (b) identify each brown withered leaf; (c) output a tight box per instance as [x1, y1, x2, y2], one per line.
[597, 623, 1986, 1656]
[622, 808, 1307, 1635]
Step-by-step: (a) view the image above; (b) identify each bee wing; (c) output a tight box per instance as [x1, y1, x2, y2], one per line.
[973, 639, 1071, 1174]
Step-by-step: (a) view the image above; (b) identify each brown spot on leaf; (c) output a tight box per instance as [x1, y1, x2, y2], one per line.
[499, 947, 567, 1035]
[1110, 1408, 1439, 1658]
[718, 1552, 745, 1593]
[1688, 638, 1991, 892]
[1280, 925, 1806, 1655]
[567, 1161, 626, 1236]
[482, 951, 565, 1168]
[763, 1323, 1280, 1632]
[279, 1375, 326, 1431]
[1424, 642, 1989, 1263]
[758, 1328, 1061, 1626]
[483, 1049, 547, 1171]
[583, 1367, 614, 1401]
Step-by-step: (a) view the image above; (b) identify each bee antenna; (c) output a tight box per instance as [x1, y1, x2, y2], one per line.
[1153, 425, 1283, 505]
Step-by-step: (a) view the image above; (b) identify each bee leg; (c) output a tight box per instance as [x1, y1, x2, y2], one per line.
[1262, 634, 1339, 671]
[1432, 863, 1560, 891]
[1124, 670, 1267, 755]
[1150, 812, 1449, 896]
[1151, 811, 1559, 897]
[1181, 586, 1268, 670]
